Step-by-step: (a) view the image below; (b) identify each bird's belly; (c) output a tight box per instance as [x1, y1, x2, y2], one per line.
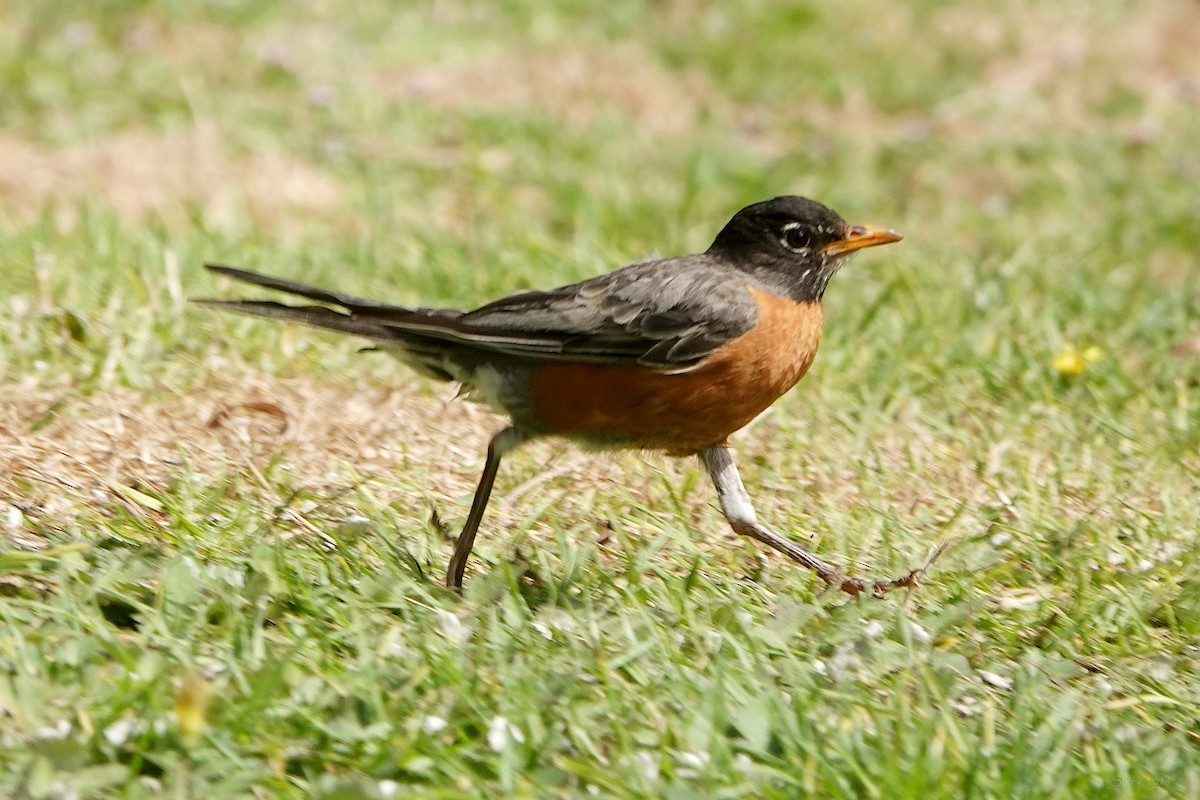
[527, 294, 824, 454]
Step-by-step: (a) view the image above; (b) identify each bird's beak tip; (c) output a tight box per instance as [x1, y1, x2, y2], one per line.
[823, 224, 903, 256]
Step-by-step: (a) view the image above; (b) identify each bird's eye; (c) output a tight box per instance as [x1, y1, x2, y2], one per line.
[780, 223, 811, 252]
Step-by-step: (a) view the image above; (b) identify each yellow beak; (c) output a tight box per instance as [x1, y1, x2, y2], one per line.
[822, 224, 903, 257]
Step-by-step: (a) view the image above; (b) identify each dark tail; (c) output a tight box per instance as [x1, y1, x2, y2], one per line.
[203, 264, 412, 314]
[195, 264, 464, 344]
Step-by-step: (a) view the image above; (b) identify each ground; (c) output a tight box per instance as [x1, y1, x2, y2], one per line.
[1, 0, 1199, 797]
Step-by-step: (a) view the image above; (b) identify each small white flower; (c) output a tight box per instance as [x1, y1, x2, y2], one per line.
[531, 621, 553, 640]
[4, 504, 23, 532]
[381, 640, 408, 659]
[336, 515, 372, 537]
[952, 696, 980, 717]
[546, 612, 577, 635]
[434, 609, 470, 645]
[1148, 659, 1174, 682]
[862, 620, 885, 640]
[811, 659, 827, 676]
[379, 629, 408, 659]
[908, 622, 932, 644]
[634, 751, 660, 782]
[1106, 550, 1127, 566]
[46, 779, 79, 800]
[378, 779, 400, 798]
[827, 643, 857, 679]
[679, 751, 710, 768]
[103, 717, 137, 746]
[422, 715, 448, 734]
[35, 719, 72, 740]
[979, 670, 1012, 690]
[994, 591, 1044, 610]
[205, 564, 245, 588]
[195, 658, 226, 678]
[487, 716, 524, 752]
[1114, 725, 1138, 744]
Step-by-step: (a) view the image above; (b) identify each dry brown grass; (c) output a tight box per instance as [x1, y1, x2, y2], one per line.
[384, 43, 728, 139]
[1, 375, 481, 515]
[0, 368, 977, 583]
[951, 3, 1199, 128]
[2, 0, 1192, 569]
[0, 125, 343, 227]
[0, 373, 644, 545]
[807, 2, 1200, 149]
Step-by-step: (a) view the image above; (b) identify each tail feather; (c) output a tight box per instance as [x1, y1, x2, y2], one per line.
[195, 267, 468, 383]
[192, 298, 398, 341]
[204, 264, 402, 312]
[198, 262, 472, 333]
[198, 263, 566, 365]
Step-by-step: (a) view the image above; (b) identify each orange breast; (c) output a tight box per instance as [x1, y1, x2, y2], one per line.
[527, 287, 824, 454]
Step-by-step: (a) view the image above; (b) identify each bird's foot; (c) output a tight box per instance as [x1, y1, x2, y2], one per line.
[818, 541, 950, 598]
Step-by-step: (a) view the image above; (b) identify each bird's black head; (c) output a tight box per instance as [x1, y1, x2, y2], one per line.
[707, 196, 901, 302]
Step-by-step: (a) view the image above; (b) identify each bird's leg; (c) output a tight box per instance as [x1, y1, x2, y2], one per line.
[699, 446, 944, 597]
[446, 427, 527, 589]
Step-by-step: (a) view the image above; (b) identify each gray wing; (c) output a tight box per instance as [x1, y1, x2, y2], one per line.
[199, 256, 759, 374]
[451, 255, 758, 372]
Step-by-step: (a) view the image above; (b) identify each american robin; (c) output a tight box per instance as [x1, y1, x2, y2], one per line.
[199, 196, 944, 595]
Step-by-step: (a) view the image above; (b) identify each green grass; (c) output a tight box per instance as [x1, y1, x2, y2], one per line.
[3, 0, 1200, 797]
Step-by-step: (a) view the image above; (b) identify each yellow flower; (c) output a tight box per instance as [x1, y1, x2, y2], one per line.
[174, 670, 213, 738]
[1053, 344, 1102, 377]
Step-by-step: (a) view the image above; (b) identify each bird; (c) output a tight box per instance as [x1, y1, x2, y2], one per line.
[197, 196, 944, 595]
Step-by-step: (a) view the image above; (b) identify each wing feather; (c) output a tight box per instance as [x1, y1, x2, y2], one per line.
[200, 256, 758, 372]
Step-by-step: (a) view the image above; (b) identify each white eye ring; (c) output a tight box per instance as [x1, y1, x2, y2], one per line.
[779, 222, 811, 252]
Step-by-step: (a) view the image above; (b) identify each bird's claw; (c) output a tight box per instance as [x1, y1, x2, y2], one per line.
[818, 541, 950, 598]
